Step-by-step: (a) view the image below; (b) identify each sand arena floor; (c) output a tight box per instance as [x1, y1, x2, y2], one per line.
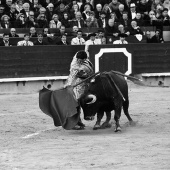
[0, 81, 170, 170]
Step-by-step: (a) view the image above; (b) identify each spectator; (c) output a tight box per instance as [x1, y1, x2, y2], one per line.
[71, 29, 86, 45]
[1, 14, 12, 28]
[108, 0, 121, 13]
[97, 11, 108, 28]
[85, 11, 98, 28]
[129, 20, 144, 35]
[29, 27, 37, 37]
[82, 4, 91, 20]
[80, 0, 94, 13]
[144, 10, 163, 29]
[101, 36, 107, 44]
[70, 25, 79, 36]
[61, 12, 71, 28]
[35, 7, 46, 18]
[116, 4, 126, 20]
[144, 10, 155, 26]
[70, 3, 80, 19]
[49, 14, 62, 28]
[161, 8, 170, 26]
[151, 0, 163, 12]
[55, 3, 68, 20]
[0, 5, 6, 20]
[134, 12, 145, 26]
[36, 13, 48, 28]
[163, 0, 170, 10]
[20, 3, 31, 18]
[95, 29, 107, 44]
[4, 0, 13, 13]
[104, 18, 119, 37]
[70, 11, 86, 28]
[124, 0, 132, 12]
[46, 3, 55, 23]
[113, 33, 128, 44]
[151, 29, 164, 43]
[14, 13, 26, 28]
[6, 3, 19, 27]
[16, 0, 24, 13]
[34, 31, 48, 45]
[119, 11, 132, 29]
[9, 28, 19, 37]
[66, 0, 79, 11]
[41, 0, 51, 8]
[102, 4, 112, 19]
[110, 12, 119, 23]
[129, 3, 137, 20]
[117, 24, 130, 36]
[136, 0, 151, 19]
[32, 0, 42, 17]
[42, 27, 52, 37]
[54, 25, 68, 36]
[94, 0, 111, 10]
[25, 11, 37, 28]
[145, 30, 152, 43]
[0, 33, 12, 46]
[155, 4, 164, 20]
[85, 32, 101, 56]
[94, 3, 103, 19]
[56, 34, 70, 45]
[17, 33, 34, 46]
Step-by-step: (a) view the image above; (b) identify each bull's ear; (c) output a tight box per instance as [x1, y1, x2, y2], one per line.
[90, 78, 95, 83]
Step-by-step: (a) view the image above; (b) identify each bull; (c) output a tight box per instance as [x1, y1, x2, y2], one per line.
[79, 71, 134, 132]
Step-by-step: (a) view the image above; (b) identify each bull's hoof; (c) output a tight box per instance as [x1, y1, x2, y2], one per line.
[77, 122, 85, 127]
[72, 125, 85, 130]
[101, 122, 112, 129]
[114, 127, 121, 132]
[93, 124, 101, 130]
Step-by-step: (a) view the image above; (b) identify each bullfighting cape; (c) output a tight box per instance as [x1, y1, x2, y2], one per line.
[39, 86, 79, 130]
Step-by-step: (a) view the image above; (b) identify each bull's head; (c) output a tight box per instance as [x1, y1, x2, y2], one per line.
[80, 76, 103, 121]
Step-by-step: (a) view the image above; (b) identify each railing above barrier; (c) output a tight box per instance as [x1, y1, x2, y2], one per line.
[0, 26, 170, 42]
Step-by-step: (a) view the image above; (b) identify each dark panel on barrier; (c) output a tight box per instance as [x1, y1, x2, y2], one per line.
[99, 53, 128, 73]
[0, 45, 84, 78]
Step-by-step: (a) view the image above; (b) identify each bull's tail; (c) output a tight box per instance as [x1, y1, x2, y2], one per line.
[123, 99, 129, 112]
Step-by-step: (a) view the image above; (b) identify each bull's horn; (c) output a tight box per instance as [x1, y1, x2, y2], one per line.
[86, 94, 97, 104]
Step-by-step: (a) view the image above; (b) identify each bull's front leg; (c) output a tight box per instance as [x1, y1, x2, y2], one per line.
[93, 111, 104, 130]
[101, 111, 112, 129]
[114, 98, 123, 132]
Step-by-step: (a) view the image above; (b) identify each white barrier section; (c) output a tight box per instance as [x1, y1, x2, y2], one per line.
[95, 48, 132, 75]
[0, 76, 68, 94]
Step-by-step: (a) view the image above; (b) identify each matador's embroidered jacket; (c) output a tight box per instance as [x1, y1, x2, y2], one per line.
[66, 53, 93, 99]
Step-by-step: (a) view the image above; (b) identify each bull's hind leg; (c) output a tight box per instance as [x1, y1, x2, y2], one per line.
[93, 111, 104, 130]
[114, 98, 123, 132]
[101, 112, 112, 129]
[123, 100, 135, 125]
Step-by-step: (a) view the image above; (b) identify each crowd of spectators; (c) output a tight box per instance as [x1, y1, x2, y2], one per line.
[0, 0, 169, 46]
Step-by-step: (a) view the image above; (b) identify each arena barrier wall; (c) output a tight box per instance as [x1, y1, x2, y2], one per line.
[0, 44, 170, 93]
